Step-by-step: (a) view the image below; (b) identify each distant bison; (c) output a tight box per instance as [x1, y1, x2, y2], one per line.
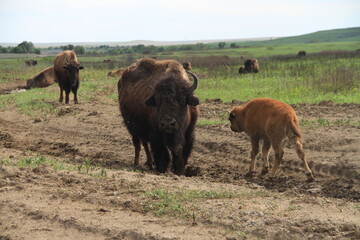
[54, 50, 83, 104]
[103, 59, 111, 63]
[238, 58, 259, 74]
[182, 62, 192, 71]
[297, 50, 306, 57]
[25, 60, 37, 67]
[118, 58, 200, 175]
[108, 68, 126, 77]
[229, 98, 315, 181]
[26, 66, 57, 89]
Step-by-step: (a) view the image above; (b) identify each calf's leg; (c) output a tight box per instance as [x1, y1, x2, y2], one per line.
[269, 141, 284, 177]
[261, 138, 271, 175]
[294, 140, 315, 181]
[247, 136, 259, 177]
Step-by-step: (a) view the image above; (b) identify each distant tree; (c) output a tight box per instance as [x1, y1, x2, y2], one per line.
[74, 45, 85, 55]
[61, 44, 74, 51]
[0, 46, 8, 53]
[10, 41, 40, 54]
[230, 43, 239, 48]
[218, 42, 226, 49]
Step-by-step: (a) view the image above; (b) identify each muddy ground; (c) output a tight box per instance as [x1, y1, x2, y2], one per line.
[0, 82, 359, 240]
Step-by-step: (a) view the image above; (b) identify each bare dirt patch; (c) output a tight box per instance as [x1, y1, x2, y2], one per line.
[1, 85, 359, 239]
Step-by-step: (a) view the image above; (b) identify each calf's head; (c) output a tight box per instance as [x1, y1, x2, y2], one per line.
[145, 71, 199, 134]
[229, 106, 245, 132]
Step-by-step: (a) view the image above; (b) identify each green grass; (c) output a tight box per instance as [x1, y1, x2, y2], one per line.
[16, 153, 73, 171]
[143, 188, 236, 218]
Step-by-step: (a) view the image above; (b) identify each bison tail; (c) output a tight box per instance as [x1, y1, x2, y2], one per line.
[288, 120, 302, 140]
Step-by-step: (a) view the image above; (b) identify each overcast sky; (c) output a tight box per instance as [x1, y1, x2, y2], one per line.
[0, 0, 359, 44]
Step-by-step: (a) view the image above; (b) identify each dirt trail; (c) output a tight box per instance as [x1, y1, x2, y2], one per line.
[1, 90, 360, 239]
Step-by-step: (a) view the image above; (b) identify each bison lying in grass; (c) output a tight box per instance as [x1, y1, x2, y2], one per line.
[26, 66, 57, 89]
[229, 98, 315, 181]
[238, 58, 259, 74]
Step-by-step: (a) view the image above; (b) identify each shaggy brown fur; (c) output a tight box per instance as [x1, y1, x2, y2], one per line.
[54, 50, 83, 104]
[238, 58, 259, 74]
[118, 58, 199, 175]
[26, 66, 57, 89]
[229, 98, 314, 181]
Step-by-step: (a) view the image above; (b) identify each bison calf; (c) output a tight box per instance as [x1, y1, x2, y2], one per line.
[229, 98, 314, 181]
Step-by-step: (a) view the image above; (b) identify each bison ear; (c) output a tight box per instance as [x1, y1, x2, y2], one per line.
[145, 95, 156, 107]
[79, 65, 84, 70]
[187, 95, 199, 106]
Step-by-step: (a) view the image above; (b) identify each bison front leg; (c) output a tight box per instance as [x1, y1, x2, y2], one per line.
[151, 142, 170, 173]
[132, 136, 141, 166]
[246, 136, 259, 178]
[141, 139, 154, 170]
[261, 138, 271, 175]
[59, 86, 64, 103]
[72, 87, 78, 104]
[172, 148, 185, 176]
[65, 89, 71, 104]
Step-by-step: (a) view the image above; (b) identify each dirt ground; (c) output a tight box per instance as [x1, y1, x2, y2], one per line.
[1, 82, 359, 240]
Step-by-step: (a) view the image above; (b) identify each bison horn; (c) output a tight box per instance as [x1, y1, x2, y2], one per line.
[187, 71, 198, 92]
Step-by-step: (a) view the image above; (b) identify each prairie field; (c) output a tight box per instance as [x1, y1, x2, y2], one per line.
[1, 46, 360, 239]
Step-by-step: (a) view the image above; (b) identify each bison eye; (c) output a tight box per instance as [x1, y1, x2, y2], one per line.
[229, 113, 235, 120]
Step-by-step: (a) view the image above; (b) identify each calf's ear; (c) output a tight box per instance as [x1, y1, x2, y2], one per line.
[145, 95, 156, 107]
[187, 96, 199, 106]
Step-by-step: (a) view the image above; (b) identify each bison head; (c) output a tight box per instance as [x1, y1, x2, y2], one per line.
[63, 60, 84, 86]
[145, 71, 199, 134]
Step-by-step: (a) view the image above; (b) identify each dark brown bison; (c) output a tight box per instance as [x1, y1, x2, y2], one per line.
[229, 98, 314, 181]
[54, 50, 83, 104]
[25, 60, 37, 67]
[26, 66, 57, 89]
[238, 58, 259, 74]
[103, 59, 111, 62]
[118, 58, 200, 175]
[182, 62, 192, 71]
[108, 68, 126, 77]
[297, 50, 306, 57]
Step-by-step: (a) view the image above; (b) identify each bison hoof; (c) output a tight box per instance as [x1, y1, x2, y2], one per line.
[260, 168, 269, 175]
[245, 171, 255, 178]
[306, 173, 315, 182]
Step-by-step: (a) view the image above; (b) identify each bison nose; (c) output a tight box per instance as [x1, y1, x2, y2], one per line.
[160, 118, 177, 133]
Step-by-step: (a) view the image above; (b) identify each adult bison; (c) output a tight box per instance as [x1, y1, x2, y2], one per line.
[118, 58, 200, 175]
[297, 50, 306, 57]
[25, 60, 37, 67]
[238, 58, 259, 74]
[54, 50, 83, 104]
[229, 98, 315, 181]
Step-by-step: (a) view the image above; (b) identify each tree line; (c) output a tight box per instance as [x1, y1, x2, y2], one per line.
[0, 41, 41, 54]
[0, 41, 241, 55]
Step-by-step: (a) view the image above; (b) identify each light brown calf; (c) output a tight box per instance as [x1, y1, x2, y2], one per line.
[229, 98, 314, 181]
